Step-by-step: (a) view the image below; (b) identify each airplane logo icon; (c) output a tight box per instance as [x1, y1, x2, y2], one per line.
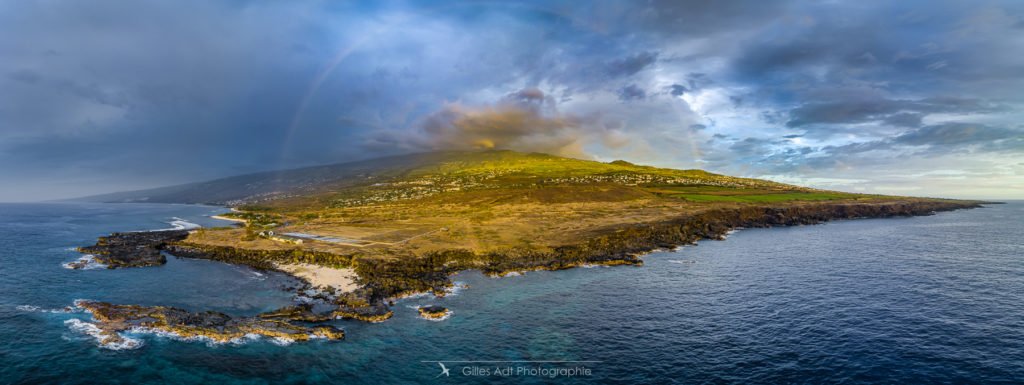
[436, 362, 450, 377]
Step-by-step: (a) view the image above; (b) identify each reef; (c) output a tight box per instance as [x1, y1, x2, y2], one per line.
[76, 301, 344, 347]
[418, 305, 450, 320]
[76, 230, 190, 268]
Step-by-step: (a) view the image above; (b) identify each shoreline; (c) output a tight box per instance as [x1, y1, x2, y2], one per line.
[70, 199, 986, 341]
[274, 262, 359, 293]
[211, 215, 247, 224]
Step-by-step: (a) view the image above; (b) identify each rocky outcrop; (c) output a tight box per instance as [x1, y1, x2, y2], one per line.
[76, 301, 344, 347]
[418, 305, 450, 320]
[76, 230, 190, 268]
[256, 304, 335, 323]
[332, 302, 393, 322]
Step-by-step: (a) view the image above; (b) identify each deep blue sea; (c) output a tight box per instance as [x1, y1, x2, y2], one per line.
[1, 202, 1021, 384]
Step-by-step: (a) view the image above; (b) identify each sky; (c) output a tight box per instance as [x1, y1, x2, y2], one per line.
[1, 0, 1023, 201]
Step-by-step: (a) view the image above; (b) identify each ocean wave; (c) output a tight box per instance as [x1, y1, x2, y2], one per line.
[125, 327, 243, 348]
[16, 305, 41, 312]
[232, 266, 267, 280]
[17, 304, 83, 313]
[130, 327, 329, 347]
[270, 336, 294, 346]
[62, 254, 107, 270]
[722, 228, 741, 238]
[64, 319, 144, 350]
[148, 217, 201, 231]
[78, 323, 324, 349]
[439, 281, 467, 297]
[135, 217, 202, 232]
[390, 292, 432, 302]
[668, 260, 697, 264]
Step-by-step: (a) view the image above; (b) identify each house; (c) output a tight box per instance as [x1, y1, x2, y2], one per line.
[264, 230, 303, 244]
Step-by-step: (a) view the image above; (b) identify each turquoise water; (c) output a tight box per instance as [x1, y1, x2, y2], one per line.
[1, 202, 1022, 383]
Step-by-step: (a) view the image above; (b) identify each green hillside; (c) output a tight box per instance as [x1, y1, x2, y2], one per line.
[77, 150, 846, 207]
[234, 150, 855, 212]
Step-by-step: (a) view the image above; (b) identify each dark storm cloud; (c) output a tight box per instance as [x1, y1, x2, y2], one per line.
[882, 113, 924, 128]
[785, 90, 1003, 129]
[894, 123, 1024, 151]
[617, 84, 646, 101]
[776, 122, 1024, 169]
[605, 51, 658, 77]
[2, 0, 1023, 200]
[605, 0, 791, 36]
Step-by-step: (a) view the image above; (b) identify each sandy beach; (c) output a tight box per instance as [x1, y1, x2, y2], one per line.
[275, 263, 359, 292]
[211, 215, 247, 224]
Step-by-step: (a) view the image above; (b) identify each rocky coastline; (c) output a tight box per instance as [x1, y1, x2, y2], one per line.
[73, 199, 982, 344]
[75, 301, 344, 348]
[75, 230, 190, 268]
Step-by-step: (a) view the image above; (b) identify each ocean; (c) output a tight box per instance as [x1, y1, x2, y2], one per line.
[1, 201, 1021, 384]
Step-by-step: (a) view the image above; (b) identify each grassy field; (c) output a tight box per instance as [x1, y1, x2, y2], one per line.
[154, 150, 983, 321]
[185, 150, 941, 262]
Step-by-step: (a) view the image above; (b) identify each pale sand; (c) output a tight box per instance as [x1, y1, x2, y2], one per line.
[211, 215, 247, 224]
[275, 263, 359, 292]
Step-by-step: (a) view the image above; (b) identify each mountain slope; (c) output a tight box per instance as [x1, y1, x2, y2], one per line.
[77, 150, 810, 206]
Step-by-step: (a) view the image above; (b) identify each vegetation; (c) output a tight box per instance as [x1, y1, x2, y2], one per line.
[146, 150, 984, 323]
[171, 150, 985, 262]
[74, 150, 983, 338]
[667, 192, 869, 202]
[219, 212, 282, 227]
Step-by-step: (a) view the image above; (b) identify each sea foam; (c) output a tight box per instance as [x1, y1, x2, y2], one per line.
[17, 304, 82, 313]
[148, 217, 201, 231]
[64, 319, 144, 350]
[62, 254, 107, 270]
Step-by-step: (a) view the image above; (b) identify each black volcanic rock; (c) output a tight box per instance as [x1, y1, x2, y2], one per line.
[418, 305, 450, 319]
[76, 301, 344, 347]
[77, 229, 190, 268]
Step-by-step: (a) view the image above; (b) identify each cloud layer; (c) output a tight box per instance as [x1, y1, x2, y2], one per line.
[1, 0, 1022, 200]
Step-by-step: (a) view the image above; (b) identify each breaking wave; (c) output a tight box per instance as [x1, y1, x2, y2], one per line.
[17, 304, 83, 313]
[64, 319, 144, 350]
[62, 254, 106, 270]
[149, 217, 201, 231]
